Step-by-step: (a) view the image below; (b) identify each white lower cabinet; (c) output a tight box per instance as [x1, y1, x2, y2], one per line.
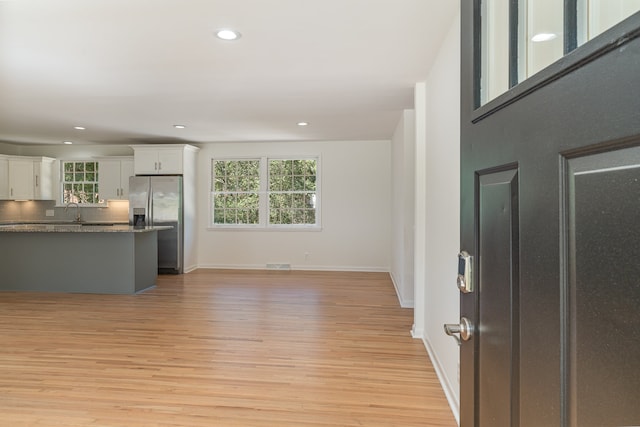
[98, 158, 134, 201]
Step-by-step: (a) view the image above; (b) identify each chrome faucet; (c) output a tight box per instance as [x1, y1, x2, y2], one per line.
[65, 202, 82, 222]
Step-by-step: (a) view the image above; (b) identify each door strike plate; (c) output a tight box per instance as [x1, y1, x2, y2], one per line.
[457, 251, 473, 293]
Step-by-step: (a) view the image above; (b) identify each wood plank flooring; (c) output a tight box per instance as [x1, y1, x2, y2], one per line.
[0, 269, 457, 427]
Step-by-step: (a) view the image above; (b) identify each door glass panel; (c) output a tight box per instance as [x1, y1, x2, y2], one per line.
[578, 0, 640, 44]
[480, 0, 510, 105]
[519, 0, 564, 80]
[480, 1, 639, 106]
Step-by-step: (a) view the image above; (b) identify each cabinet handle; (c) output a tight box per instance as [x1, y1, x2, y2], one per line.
[10, 188, 13, 197]
[154, 162, 158, 170]
[35, 175, 39, 187]
[158, 162, 162, 171]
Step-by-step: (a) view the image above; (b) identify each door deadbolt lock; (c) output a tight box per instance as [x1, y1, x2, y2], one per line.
[444, 317, 473, 345]
[457, 251, 473, 293]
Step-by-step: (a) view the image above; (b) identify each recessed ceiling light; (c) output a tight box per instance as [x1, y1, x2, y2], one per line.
[531, 33, 557, 42]
[63, 141, 73, 145]
[216, 29, 241, 41]
[297, 122, 309, 126]
[173, 124, 186, 129]
[73, 126, 85, 130]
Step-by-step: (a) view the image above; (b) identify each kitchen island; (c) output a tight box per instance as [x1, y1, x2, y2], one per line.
[0, 224, 171, 294]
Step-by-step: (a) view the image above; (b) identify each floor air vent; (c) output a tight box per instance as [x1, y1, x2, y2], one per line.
[266, 263, 291, 270]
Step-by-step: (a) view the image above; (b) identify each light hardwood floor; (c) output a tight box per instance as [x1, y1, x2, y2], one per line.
[0, 269, 457, 427]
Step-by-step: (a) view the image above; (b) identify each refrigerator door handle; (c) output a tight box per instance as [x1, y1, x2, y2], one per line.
[148, 186, 153, 227]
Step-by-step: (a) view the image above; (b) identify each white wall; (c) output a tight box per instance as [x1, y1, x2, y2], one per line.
[390, 110, 416, 307]
[182, 146, 199, 273]
[0, 143, 21, 155]
[196, 140, 392, 271]
[413, 82, 427, 338]
[413, 10, 461, 423]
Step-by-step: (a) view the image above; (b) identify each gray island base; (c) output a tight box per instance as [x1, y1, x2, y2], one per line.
[0, 225, 170, 294]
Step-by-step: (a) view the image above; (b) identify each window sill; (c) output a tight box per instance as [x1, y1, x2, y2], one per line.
[207, 225, 322, 232]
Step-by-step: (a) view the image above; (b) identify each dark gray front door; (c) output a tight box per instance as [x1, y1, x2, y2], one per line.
[459, 4, 640, 427]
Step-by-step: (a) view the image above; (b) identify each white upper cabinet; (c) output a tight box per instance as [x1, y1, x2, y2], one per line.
[98, 158, 134, 201]
[8, 158, 33, 199]
[0, 156, 8, 199]
[33, 157, 54, 200]
[130, 144, 198, 175]
[156, 149, 183, 174]
[132, 146, 183, 175]
[6, 156, 54, 200]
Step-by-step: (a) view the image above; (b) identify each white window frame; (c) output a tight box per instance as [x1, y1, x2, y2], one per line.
[211, 157, 263, 228]
[60, 159, 103, 206]
[209, 155, 321, 230]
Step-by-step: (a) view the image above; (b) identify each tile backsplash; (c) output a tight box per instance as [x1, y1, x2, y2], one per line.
[0, 200, 129, 223]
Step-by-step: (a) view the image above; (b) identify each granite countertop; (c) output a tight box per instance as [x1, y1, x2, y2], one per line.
[0, 220, 128, 226]
[0, 223, 172, 233]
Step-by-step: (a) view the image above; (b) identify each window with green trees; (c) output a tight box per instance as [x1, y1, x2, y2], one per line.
[212, 159, 261, 225]
[62, 161, 100, 204]
[268, 159, 317, 225]
[211, 157, 319, 228]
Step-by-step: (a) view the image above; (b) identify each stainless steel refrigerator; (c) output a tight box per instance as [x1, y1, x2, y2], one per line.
[129, 176, 183, 274]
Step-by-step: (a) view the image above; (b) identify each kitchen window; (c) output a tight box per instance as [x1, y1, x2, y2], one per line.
[211, 157, 320, 228]
[61, 161, 100, 204]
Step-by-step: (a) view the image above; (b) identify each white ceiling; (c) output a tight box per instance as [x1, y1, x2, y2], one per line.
[0, 0, 458, 146]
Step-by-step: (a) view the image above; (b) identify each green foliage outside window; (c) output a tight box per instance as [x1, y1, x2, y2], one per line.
[211, 158, 318, 227]
[268, 159, 317, 225]
[212, 160, 260, 224]
[62, 161, 99, 204]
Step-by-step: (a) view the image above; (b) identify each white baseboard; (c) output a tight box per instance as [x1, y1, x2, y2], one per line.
[196, 263, 268, 270]
[411, 324, 424, 338]
[422, 336, 460, 426]
[196, 264, 389, 273]
[390, 272, 414, 308]
[184, 264, 198, 273]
